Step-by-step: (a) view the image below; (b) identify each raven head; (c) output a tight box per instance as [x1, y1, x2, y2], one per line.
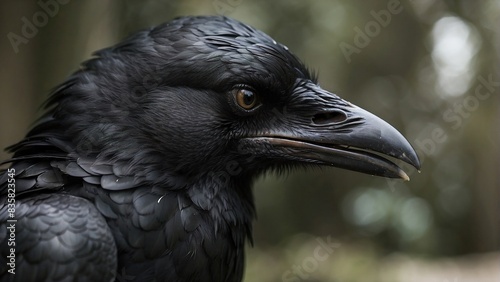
[56, 16, 420, 187]
[3, 16, 422, 282]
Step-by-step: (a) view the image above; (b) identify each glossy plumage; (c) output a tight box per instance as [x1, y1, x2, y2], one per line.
[0, 16, 419, 281]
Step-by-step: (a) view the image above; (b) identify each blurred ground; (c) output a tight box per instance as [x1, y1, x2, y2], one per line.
[0, 0, 498, 281]
[245, 236, 500, 281]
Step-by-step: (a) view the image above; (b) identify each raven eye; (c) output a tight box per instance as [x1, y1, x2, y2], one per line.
[234, 88, 260, 111]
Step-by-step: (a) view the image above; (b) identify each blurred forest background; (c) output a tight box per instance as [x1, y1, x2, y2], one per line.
[0, 0, 498, 281]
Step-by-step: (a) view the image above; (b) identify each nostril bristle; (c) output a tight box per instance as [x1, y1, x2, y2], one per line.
[312, 111, 347, 125]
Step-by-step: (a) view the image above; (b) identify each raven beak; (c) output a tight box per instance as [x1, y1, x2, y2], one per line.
[245, 89, 421, 180]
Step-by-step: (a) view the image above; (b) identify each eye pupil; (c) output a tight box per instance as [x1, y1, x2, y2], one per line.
[242, 90, 255, 105]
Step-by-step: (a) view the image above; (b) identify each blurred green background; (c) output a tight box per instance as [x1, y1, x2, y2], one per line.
[0, 0, 498, 281]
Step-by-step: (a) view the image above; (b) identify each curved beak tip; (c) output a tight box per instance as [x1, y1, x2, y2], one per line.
[400, 170, 410, 181]
[405, 151, 421, 170]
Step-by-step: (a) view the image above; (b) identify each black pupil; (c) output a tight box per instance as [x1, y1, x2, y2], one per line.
[242, 90, 254, 105]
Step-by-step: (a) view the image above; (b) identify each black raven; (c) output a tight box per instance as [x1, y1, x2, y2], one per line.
[0, 16, 420, 281]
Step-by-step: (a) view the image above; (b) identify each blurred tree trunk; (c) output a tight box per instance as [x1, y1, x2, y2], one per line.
[0, 0, 120, 162]
[0, 1, 38, 162]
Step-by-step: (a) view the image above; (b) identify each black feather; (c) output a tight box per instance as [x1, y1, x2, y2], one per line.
[0, 15, 419, 282]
